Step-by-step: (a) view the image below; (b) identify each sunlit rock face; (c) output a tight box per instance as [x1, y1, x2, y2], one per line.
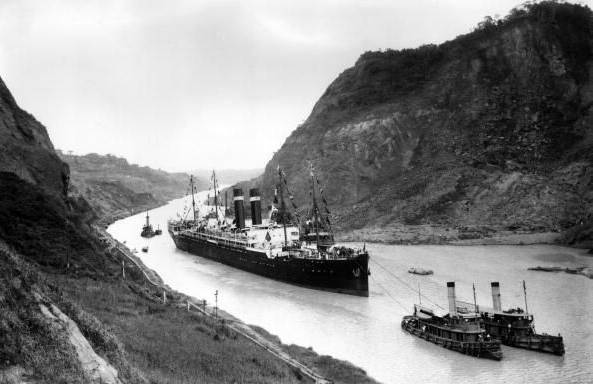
[0, 76, 70, 198]
[256, 3, 593, 242]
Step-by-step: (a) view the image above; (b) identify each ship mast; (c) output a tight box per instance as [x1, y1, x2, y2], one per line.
[212, 170, 219, 221]
[310, 164, 320, 248]
[190, 175, 196, 222]
[523, 280, 529, 315]
[472, 283, 478, 315]
[278, 167, 288, 247]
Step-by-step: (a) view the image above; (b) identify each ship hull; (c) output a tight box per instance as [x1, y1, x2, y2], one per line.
[482, 319, 565, 355]
[170, 230, 369, 297]
[401, 316, 503, 360]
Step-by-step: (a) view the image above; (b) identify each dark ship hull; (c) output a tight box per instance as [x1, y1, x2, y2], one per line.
[169, 230, 369, 297]
[481, 317, 565, 355]
[401, 316, 502, 360]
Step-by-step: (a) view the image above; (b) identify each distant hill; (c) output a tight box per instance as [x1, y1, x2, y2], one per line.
[253, 2, 593, 247]
[59, 151, 208, 224]
[191, 168, 263, 186]
[0, 70, 378, 384]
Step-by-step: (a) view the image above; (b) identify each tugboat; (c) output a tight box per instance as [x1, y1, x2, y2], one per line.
[140, 211, 155, 238]
[168, 168, 370, 296]
[480, 281, 565, 355]
[401, 282, 502, 360]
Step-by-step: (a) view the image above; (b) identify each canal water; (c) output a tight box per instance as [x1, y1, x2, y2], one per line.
[108, 192, 593, 384]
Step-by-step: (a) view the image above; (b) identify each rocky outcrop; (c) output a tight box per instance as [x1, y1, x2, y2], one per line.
[253, 2, 593, 246]
[38, 299, 122, 384]
[0, 77, 70, 198]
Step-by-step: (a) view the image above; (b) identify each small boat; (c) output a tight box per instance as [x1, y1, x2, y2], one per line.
[154, 225, 163, 235]
[408, 267, 433, 275]
[141, 246, 149, 253]
[141, 211, 155, 238]
[401, 282, 502, 360]
[480, 281, 564, 355]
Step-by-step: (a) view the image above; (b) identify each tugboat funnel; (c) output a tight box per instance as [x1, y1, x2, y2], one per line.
[233, 188, 245, 229]
[491, 281, 502, 312]
[249, 188, 262, 226]
[447, 282, 457, 316]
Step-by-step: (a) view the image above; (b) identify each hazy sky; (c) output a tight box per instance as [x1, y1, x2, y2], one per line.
[1, 0, 589, 171]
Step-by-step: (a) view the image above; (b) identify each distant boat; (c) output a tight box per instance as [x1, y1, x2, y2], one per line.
[155, 225, 162, 235]
[408, 267, 433, 275]
[141, 246, 149, 253]
[141, 211, 155, 238]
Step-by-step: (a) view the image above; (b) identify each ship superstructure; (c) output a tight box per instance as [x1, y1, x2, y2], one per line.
[480, 281, 565, 355]
[168, 168, 369, 296]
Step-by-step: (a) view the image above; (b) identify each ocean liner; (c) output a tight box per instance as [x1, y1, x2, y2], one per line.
[168, 168, 370, 296]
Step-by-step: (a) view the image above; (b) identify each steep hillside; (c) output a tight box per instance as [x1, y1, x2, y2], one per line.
[59, 152, 208, 224]
[0, 77, 69, 198]
[256, 2, 593, 247]
[0, 74, 378, 382]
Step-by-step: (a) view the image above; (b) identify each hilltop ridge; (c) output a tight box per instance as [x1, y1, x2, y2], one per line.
[59, 151, 208, 224]
[251, 1, 593, 247]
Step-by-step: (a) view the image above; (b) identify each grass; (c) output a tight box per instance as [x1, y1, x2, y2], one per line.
[0, 173, 377, 383]
[48, 275, 309, 384]
[250, 326, 380, 384]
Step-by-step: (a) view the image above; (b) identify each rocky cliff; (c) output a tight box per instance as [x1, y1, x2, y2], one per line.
[255, 2, 593, 247]
[0, 77, 69, 198]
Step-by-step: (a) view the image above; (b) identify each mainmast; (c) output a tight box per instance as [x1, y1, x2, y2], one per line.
[523, 280, 529, 315]
[472, 283, 478, 315]
[310, 164, 320, 248]
[278, 167, 288, 247]
[190, 175, 196, 222]
[212, 170, 219, 221]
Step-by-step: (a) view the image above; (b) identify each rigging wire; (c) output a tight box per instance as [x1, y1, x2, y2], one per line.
[370, 258, 445, 310]
[369, 273, 409, 313]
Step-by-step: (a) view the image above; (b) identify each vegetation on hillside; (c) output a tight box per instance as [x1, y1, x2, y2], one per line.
[58, 151, 208, 224]
[253, 1, 593, 247]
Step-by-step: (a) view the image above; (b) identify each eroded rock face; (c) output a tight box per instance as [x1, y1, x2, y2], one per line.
[0, 76, 69, 198]
[255, 3, 593, 241]
[38, 300, 122, 384]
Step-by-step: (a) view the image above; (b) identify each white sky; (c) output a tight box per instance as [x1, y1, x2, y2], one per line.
[1, 0, 590, 171]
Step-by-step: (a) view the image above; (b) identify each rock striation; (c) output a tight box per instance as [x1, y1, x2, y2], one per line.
[253, 2, 593, 247]
[0, 77, 69, 198]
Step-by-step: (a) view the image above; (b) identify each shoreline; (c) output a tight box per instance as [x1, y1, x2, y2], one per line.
[337, 225, 592, 250]
[97, 225, 379, 384]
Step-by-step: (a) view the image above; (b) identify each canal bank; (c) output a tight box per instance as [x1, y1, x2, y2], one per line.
[108, 193, 593, 384]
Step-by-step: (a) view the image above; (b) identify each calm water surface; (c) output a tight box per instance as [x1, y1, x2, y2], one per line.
[108, 193, 593, 384]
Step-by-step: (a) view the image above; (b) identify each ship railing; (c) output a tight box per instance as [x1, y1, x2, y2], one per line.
[183, 230, 249, 248]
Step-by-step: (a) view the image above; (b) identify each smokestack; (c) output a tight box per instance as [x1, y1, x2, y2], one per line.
[491, 282, 502, 312]
[233, 188, 245, 229]
[447, 282, 457, 316]
[249, 188, 262, 226]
